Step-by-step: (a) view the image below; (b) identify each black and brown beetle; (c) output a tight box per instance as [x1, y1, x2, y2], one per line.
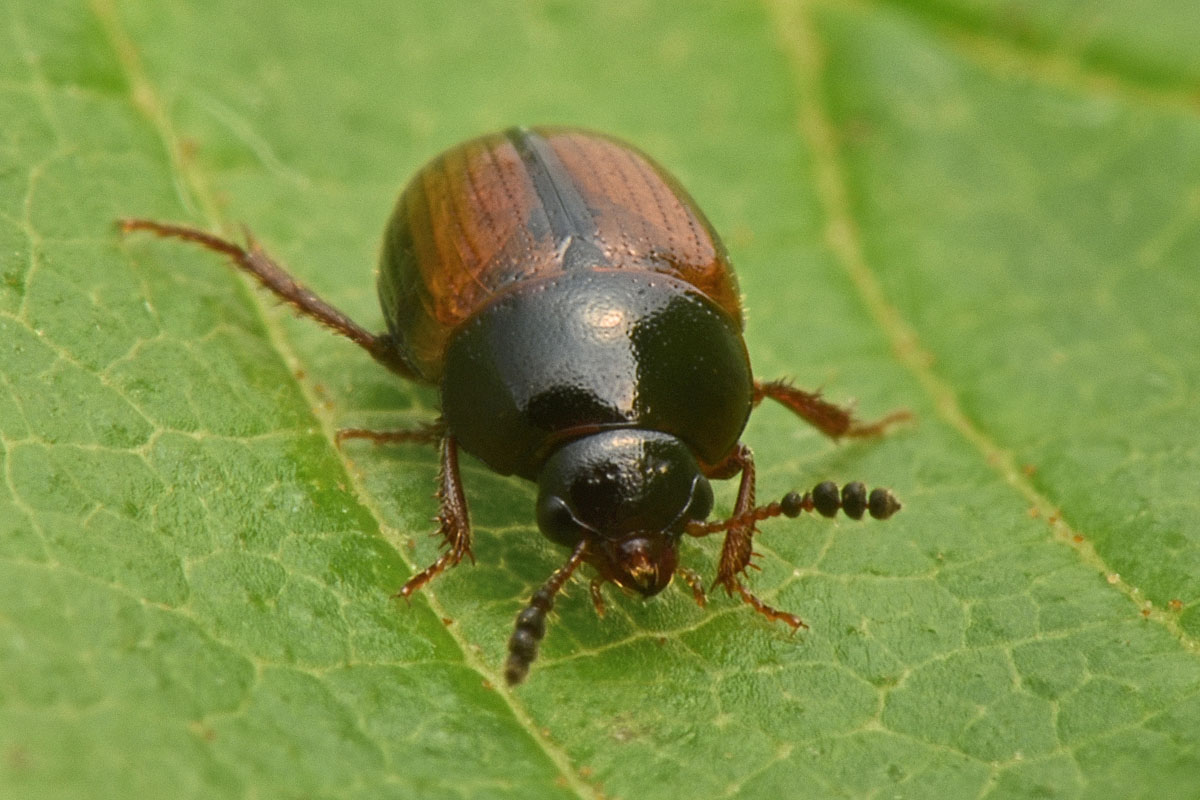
[122, 127, 908, 684]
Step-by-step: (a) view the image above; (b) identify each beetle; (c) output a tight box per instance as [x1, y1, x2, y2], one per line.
[121, 126, 908, 684]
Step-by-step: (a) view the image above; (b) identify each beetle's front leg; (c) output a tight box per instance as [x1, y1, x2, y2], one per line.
[395, 434, 474, 599]
[691, 446, 903, 630]
[708, 444, 758, 591]
[696, 444, 807, 629]
[337, 420, 467, 596]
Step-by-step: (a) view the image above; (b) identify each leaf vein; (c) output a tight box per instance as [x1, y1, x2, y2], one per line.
[766, 0, 1200, 658]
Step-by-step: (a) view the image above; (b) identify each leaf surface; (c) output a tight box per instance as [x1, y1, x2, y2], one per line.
[2, 1, 1199, 798]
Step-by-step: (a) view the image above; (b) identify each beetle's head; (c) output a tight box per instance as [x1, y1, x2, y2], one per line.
[535, 429, 713, 596]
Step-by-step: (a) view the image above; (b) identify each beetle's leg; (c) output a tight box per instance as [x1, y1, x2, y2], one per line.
[336, 420, 445, 447]
[589, 578, 608, 618]
[675, 567, 708, 609]
[732, 582, 807, 630]
[701, 444, 761, 591]
[691, 446, 902, 630]
[753, 379, 911, 440]
[396, 434, 474, 600]
[692, 444, 801, 626]
[702, 446, 745, 480]
[119, 219, 419, 380]
[505, 540, 588, 686]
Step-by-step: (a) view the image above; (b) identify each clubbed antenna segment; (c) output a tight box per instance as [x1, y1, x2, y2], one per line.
[686, 480, 901, 537]
[801, 481, 901, 521]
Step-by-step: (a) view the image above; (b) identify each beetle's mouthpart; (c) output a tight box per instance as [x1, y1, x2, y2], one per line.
[611, 535, 677, 596]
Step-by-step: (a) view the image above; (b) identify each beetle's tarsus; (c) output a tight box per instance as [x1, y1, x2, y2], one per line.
[733, 581, 807, 630]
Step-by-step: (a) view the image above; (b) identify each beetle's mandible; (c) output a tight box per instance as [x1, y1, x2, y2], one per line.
[121, 127, 909, 685]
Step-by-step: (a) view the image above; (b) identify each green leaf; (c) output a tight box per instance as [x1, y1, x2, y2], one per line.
[3, 0, 1199, 798]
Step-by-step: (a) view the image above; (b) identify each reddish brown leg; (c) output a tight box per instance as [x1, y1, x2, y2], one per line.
[395, 435, 474, 600]
[676, 567, 708, 609]
[505, 540, 588, 685]
[692, 444, 803, 627]
[708, 444, 759, 591]
[336, 421, 445, 447]
[589, 578, 608, 618]
[720, 447, 804, 628]
[690, 445, 902, 630]
[734, 583, 807, 631]
[753, 379, 911, 440]
[338, 421, 457, 595]
[119, 219, 418, 380]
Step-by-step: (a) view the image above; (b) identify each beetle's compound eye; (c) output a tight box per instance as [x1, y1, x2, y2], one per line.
[536, 494, 584, 547]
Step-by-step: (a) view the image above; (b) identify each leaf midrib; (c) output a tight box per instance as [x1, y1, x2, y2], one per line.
[90, 1, 602, 797]
[90, 0, 1200, 793]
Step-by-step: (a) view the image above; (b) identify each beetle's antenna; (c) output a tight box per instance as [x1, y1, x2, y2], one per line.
[505, 540, 588, 686]
[686, 481, 900, 537]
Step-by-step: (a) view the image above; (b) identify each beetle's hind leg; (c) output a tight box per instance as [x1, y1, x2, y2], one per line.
[118, 219, 418, 380]
[753, 379, 910, 440]
[121, 223, 471, 597]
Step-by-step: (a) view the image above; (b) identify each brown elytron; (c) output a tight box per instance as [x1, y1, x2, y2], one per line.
[378, 127, 743, 381]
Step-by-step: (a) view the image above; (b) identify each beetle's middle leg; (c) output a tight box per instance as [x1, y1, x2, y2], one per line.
[339, 423, 456, 593]
[753, 379, 910, 440]
[395, 434, 475, 599]
[336, 420, 445, 447]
